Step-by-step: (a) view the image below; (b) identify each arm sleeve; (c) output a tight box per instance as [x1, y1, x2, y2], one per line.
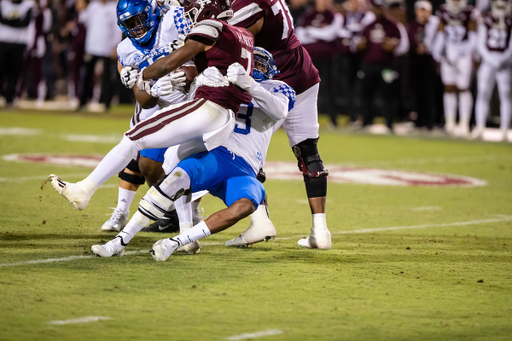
[432, 30, 445, 62]
[0, 8, 32, 28]
[394, 22, 409, 56]
[248, 82, 292, 120]
[424, 16, 439, 53]
[477, 24, 494, 64]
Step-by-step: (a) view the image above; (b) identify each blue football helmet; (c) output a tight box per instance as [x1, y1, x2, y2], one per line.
[117, 0, 159, 45]
[252, 47, 279, 82]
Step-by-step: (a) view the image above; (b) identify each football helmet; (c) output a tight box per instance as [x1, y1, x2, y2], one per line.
[446, 0, 467, 14]
[183, 0, 233, 26]
[117, 0, 160, 45]
[252, 47, 278, 82]
[491, 0, 512, 17]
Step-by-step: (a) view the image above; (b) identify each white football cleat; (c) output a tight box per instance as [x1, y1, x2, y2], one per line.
[150, 238, 180, 261]
[91, 236, 125, 257]
[47, 174, 92, 210]
[470, 126, 484, 140]
[298, 227, 331, 250]
[225, 219, 276, 247]
[101, 208, 129, 232]
[177, 241, 201, 254]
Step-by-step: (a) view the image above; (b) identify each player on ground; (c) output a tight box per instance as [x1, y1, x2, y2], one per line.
[46, 0, 254, 213]
[101, 0, 193, 232]
[433, 0, 479, 137]
[473, 0, 512, 141]
[90, 50, 296, 259]
[227, 0, 331, 249]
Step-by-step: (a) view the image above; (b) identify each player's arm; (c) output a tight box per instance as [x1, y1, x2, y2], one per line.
[227, 63, 292, 120]
[117, 61, 159, 108]
[246, 17, 264, 37]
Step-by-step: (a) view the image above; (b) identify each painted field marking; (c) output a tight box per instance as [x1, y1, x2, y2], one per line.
[2, 215, 511, 268]
[225, 329, 283, 340]
[48, 316, 112, 325]
[411, 206, 442, 211]
[0, 173, 90, 183]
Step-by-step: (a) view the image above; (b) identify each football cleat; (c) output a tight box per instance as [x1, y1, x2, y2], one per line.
[225, 218, 276, 247]
[177, 241, 201, 254]
[298, 227, 331, 250]
[101, 208, 130, 232]
[91, 236, 126, 257]
[150, 238, 180, 261]
[140, 209, 180, 233]
[47, 174, 92, 210]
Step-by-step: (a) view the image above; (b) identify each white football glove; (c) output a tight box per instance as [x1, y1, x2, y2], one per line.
[136, 68, 152, 95]
[227, 62, 254, 90]
[150, 74, 175, 98]
[169, 38, 185, 52]
[120, 66, 139, 89]
[170, 70, 187, 88]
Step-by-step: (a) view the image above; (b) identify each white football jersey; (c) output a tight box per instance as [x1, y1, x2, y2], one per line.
[222, 80, 291, 173]
[117, 6, 192, 107]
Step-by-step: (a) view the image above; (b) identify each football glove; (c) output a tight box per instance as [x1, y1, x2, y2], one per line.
[136, 68, 152, 95]
[150, 74, 175, 98]
[227, 62, 254, 90]
[120, 66, 139, 89]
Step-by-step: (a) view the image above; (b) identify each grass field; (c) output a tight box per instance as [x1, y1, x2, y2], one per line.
[0, 108, 511, 341]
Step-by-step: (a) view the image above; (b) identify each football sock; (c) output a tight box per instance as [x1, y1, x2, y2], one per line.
[459, 91, 473, 126]
[118, 188, 136, 212]
[500, 93, 511, 134]
[191, 200, 202, 224]
[175, 196, 193, 229]
[443, 92, 457, 129]
[119, 211, 150, 244]
[475, 93, 488, 128]
[312, 213, 328, 230]
[174, 220, 211, 246]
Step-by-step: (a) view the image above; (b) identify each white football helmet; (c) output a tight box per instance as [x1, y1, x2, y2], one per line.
[446, 0, 467, 14]
[491, 0, 512, 17]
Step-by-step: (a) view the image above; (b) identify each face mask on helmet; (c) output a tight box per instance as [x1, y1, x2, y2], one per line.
[446, 0, 466, 14]
[118, 0, 159, 45]
[184, 0, 233, 26]
[492, 0, 512, 16]
[252, 47, 279, 82]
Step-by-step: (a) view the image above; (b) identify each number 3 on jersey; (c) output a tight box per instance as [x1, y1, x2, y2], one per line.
[234, 103, 254, 135]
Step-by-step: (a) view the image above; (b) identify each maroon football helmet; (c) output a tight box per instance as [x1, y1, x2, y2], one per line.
[183, 0, 233, 25]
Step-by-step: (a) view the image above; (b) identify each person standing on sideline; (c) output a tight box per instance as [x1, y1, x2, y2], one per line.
[0, 0, 33, 107]
[78, 0, 121, 112]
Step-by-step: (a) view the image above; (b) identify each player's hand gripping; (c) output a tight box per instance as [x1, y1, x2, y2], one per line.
[136, 68, 152, 94]
[227, 62, 254, 90]
[150, 74, 175, 98]
[120, 66, 139, 89]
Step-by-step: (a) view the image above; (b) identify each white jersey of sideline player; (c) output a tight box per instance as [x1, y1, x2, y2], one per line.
[474, 10, 512, 140]
[117, 6, 191, 124]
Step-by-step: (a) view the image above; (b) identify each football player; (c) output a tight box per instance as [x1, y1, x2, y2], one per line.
[473, 0, 512, 141]
[433, 0, 480, 137]
[101, 0, 193, 233]
[46, 0, 254, 216]
[90, 49, 296, 259]
[228, 0, 331, 249]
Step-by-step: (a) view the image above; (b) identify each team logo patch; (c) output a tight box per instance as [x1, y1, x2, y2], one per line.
[2, 155, 487, 187]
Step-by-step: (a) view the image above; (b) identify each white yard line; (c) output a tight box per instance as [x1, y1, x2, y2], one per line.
[0, 173, 90, 183]
[1, 215, 511, 268]
[225, 329, 283, 340]
[48, 316, 112, 325]
[345, 154, 511, 167]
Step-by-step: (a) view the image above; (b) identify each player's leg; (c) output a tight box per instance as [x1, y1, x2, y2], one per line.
[496, 67, 511, 141]
[47, 99, 234, 210]
[456, 54, 474, 138]
[440, 61, 458, 135]
[225, 169, 276, 247]
[151, 174, 265, 261]
[281, 84, 331, 249]
[101, 159, 145, 232]
[473, 62, 496, 139]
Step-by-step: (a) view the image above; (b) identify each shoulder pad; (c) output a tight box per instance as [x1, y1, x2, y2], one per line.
[117, 39, 143, 68]
[188, 20, 223, 41]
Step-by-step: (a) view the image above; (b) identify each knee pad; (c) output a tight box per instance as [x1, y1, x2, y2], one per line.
[118, 159, 145, 185]
[292, 138, 328, 198]
[138, 180, 175, 221]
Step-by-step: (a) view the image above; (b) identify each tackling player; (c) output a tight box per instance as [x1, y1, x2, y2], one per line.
[473, 0, 512, 141]
[228, 0, 331, 250]
[90, 50, 296, 259]
[433, 0, 479, 137]
[46, 0, 254, 214]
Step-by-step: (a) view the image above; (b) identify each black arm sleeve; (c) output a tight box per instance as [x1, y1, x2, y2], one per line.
[0, 7, 32, 28]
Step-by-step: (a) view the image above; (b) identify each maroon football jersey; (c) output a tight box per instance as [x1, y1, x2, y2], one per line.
[436, 4, 477, 43]
[482, 11, 512, 52]
[229, 0, 320, 94]
[360, 15, 401, 65]
[298, 8, 339, 60]
[188, 20, 254, 114]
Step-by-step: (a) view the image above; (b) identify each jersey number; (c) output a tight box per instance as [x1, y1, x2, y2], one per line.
[271, 0, 294, 40]
[241, 47, 253, 74]
[488, 28, 507, 49]
[234, 103, 253, 135]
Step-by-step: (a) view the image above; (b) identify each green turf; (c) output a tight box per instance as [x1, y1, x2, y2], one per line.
[0, 110, 511, 341]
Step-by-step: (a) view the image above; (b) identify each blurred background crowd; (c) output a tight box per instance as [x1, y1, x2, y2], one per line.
[0, 0, 510, 140]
